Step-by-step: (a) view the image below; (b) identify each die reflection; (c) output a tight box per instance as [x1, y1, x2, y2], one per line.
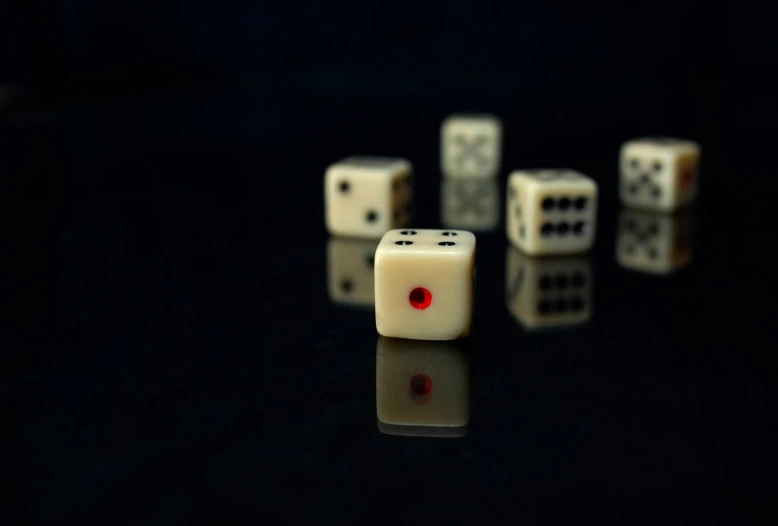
[505, 246, 592, 331]
[326, 237, 379, 309]
[616, 209, 694, 274]
[440, 179, 500, 231]
[376, 336, 470, 438]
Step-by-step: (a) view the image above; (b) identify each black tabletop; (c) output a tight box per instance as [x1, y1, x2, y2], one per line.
[1, 81, 775, 525]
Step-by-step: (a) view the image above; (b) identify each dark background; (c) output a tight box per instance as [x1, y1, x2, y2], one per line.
[2, 1, 769, 128]
[2, 2, 777, 525]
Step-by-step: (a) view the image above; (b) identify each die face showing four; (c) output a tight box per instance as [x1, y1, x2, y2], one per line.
[620, 138, 701, 212]
[616, 209, 694, 274]
[326, 237, 379, 308]
[376, 336, 470, 436]
[440, 179, 500, 231]
[506, 170, 598, 255]
[325, 157, 413, 239]
[374, 229, 476, 341]
[440, 114, 502, 179]
[505, 246, 592, 330]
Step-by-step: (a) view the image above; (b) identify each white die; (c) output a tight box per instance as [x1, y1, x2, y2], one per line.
[376, 336, 470, 437]
[616, 209, 694, 274]
[505, 246, 592, 331]
[440, 179, 500, 231]
[619, 137, 701, 212]
[324, 156, 413, 239]
[506, 169, 598, 255]
[326, 237, 379, 309]
[440, 114, 502, 179]
[374, 229, 476, 341]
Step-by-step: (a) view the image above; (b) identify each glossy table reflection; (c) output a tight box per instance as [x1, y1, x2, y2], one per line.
[376, 337, 471, 438]
[615, 208, 694, 274]
[1, 85, 773, 525]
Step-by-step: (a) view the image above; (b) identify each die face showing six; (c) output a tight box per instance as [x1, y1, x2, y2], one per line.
[616, 209, 694, 274]
[325, 157, 413, 239]
[506, 169, 598, 255]
[620, 138, 701, 212]
[376, 336, 470, 436]
[440, 179, 500, 231]
[505, 246, 592, 330]
[440, 114, 502, 179]
[326, 237, 379, 308]
[374, 229, 476, 341]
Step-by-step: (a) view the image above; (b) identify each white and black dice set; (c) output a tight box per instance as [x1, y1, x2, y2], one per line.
[324, 115, 701, 339]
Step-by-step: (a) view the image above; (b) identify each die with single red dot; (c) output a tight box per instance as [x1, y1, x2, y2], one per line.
[374, 229, 476, 341]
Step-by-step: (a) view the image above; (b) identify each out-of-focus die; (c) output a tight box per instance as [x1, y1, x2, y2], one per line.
[440, 114, 502, 179]
[324, 156, 413, 239]
[375, 229, 476, 341]
[619, 137, 701, 212]
[616, 209, 694, 274]
[506, 169, 598, 255]
[326, 237, 379, 308]
[440, 179, 500, 231]
[376, 336, 470, 437]
[505, 246, 592, 330]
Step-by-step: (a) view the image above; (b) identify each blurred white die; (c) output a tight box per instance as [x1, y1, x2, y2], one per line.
[440, 114, 502, 179]
[376, 336, 470, 437]
[326, 237, 379, 308]
[505, 246, 592, 330]
[440, 179, 500, 231]
[616, 209, 694, 274]
[506, 169, 598, 255]
[324, 156, 413, 239]
[619, 137, 701, 212]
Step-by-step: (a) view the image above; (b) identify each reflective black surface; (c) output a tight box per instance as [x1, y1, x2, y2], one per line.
[1, 83, 775, 524]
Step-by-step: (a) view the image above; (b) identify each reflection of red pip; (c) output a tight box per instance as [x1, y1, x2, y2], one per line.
[410, 374, 432, 404]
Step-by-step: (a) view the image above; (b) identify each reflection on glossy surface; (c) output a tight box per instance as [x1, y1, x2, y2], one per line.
[505, 246, 592, 331]
[440, 179, 500, 231]
[326, 237, 379, 309]
[376, 336, 470, 438]
[616, 208, 694, 274]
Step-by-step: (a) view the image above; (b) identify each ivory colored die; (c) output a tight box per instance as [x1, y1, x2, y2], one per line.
[326, 237, 379, 308]
[376, 336, 470, 437]
[506, 169, 598, 255]
[505, 246, 592, 330]
[324, 156, 413, 239]
[374, 229, 476, 341]
[440, 179, 500, 231]
[619, 138, 701, 212]
[440, 114, 502, 179]
[616, 209, 694, 274]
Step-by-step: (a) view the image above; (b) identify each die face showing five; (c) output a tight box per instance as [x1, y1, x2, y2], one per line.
[506, 169, 598, 255]
[440, 179, 500, 231]
[505, 246, 592, 330]
[374, 229, 476, 341]
[620, 138, 701, 212]
[616, 209, 694, 274]
[440, 114, 502, 179]
[376, 336, 470, 436]
[324, 157, 413, 239]
[326, 237, 379, 308]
